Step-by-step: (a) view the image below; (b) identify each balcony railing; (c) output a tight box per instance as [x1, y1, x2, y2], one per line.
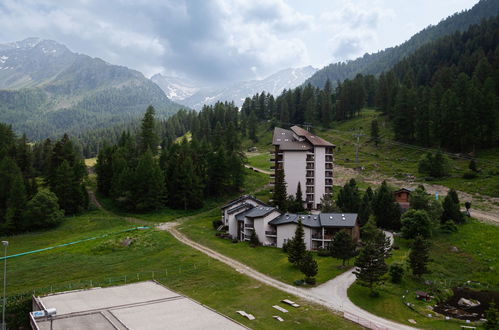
[306, 188, 314, 193]
[306, 171, 314, 178]
[325, 164, 333, 169]
[326, 147, 333, 155]
[306, 164, 314, 169]
[306, 180, 314, 186]
[311, 233, 334, 240]
[325, 156, 333, 162]
[325, 172, 333, 178]
[265, 231, 277, 236]
[244, 224, 254, 229]
[325, 180, 333, 186]
[306, 156, 314, 162]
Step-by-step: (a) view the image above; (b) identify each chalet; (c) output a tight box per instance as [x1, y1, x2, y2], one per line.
[394, 188, 413, 211]
[221, 195, 359, 250]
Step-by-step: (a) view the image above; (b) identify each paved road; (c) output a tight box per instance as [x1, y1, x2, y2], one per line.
[160, 224, 416, 330]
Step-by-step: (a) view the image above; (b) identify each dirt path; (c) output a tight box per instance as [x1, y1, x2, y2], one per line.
[160, 223, 415, 330]
[244, 164, 273, 175]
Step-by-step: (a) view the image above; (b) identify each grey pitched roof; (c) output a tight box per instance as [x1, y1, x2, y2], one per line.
[221, 195, 268, 210]
[236, 206, 278, 221]
[290, 126, 335, 147]
[227, 203, 253, 215]
[272, 127, 312, 151]
[269, 213, 357, 228]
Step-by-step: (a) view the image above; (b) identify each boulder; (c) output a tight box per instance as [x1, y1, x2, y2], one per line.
[457, 298, 480, 307]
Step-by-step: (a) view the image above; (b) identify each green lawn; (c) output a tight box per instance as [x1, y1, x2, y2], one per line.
[348, 218, 499, 329]
[2, 209, 359, 329]
[178, 208, 350, 286]
[247, 152, 272, 171]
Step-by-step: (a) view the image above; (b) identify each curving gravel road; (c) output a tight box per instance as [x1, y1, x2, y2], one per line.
[160, 224, 416, 330]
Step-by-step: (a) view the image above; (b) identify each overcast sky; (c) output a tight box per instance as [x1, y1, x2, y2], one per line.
[0, 0, 478, 84]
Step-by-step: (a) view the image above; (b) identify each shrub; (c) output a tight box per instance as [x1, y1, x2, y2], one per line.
[231, 238, 238, 243]
[317, 247, 331, 257]
[294, 279, 304, 286]
[282, 241, 289, 253]
[418, 151, 451, 178]
[401, 209, 433, 239]
[305, 277, 316, 285]
[440, 220, 458, 233]
[212, 220, 223, 230]
[249, 230, 260, 247]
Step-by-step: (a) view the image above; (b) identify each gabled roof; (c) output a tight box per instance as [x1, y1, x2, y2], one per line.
[236, 206, 278, 221]
[221, 195, 268, 210]
[394, 188, 414, 194]
[272, 127, 312, 151]
[227, 203, 253, 215]
[269, 213, 357, 228]
[290, 126, 335, 147]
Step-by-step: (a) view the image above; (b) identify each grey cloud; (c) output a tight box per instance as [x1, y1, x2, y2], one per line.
[332, 37, 363, 59]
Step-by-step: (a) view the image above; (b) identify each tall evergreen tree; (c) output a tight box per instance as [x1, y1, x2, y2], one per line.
[140, 106, 159, 154]
[358, 187, 373, 226]
[336, 179, 361, 213]
[371, 119, 380, 146]
[408, 235, 431, 278]
[330, 231, 358, 266]
[372, 181, 401, 230]
[299, 251, 318, 284]
[131, 149, 166, 211]
[288, 219, 306, 265]
[354, 233, 389, 296]
[273, 168, 287, 212]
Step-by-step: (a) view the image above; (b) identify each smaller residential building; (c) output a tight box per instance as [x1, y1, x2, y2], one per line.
[221, 195, 359, 250]
[394, 188, 413, 211]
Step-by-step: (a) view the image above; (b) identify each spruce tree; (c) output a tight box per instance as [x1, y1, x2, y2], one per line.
[140, 106, 159, 154]
[294, 182, 305, 212]
[372, 181, 401, 230]
[3, 164, 27, 233]
[320, 193, 336, 212]
[131, 149, 166, 211]
[330, 231, 358, 266]
[299, 251, 318, 284]
[358, 187, 373, 226]
[441, 190, 464, 224]
[408, 235, 431, 278]
[371, 119, 380, 146]
[336, 179, 361, 213]
[354, 235, 389, 296]
[288, 219, 306, 265]
[273, 168, 287, 212]
[249, 230, 260, 247]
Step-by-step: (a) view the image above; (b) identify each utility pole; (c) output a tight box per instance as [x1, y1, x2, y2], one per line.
[353, 129, 365, 163]
[2, 241, 8, 330]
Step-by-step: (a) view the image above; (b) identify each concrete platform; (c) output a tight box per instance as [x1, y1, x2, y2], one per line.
[31, 281, 248, 330]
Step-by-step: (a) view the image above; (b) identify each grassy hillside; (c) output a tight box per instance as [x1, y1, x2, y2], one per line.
[246, 109, 499, 198]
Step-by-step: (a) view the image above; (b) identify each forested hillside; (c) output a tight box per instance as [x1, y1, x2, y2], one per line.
[0, 38, 185, 140]
[0, 123, 88, 234]
[305, 0, 499, 88]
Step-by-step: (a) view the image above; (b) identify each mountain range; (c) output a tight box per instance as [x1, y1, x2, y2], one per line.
[305, 0, 499, 88]
[0, 37, 184, 140]
[152, 66, 317, 110]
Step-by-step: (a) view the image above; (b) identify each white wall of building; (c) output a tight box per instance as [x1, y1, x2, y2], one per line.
[253, 210, 281, 245]
[276, 223, 313, 250]
[314, 146, 326, 208]
[283, 151, 306, 198]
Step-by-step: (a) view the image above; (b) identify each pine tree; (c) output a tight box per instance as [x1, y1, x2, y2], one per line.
[354, 234, 389, 296]
[23, 189, 63, 229]
[336, 179, 361, 213]
[294, 182, 305, 212]
[401, 209, 433, 239]
[372, 181, 401, 230]
[358, 187, 373, 226]
[249, 230, 260, 247]
[288, 219, 306, 265]
[389, 264, 404, 284]
[441, 190, 464, 224]
[299, 251, 318, 284]
[408, 235, 431, 278]
[371, 119, 380, 146]
[140, 106, 159, 154]
[131, 149, 166, 211]
[3, 164, 27, 233]
[330, 231, 358, 266]
[273, 168, 287, 212]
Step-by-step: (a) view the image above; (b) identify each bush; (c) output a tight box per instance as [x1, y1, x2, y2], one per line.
[282, 241, 289, 253]
[231, 238, 238, 243]
[305, 277, 316, 285]
[317, 247, 331, 257]
[418, 151, 451, 178]
[440, 220, 458, 233]
[212, 220, 223, 230]
[401, 209, 433, 239]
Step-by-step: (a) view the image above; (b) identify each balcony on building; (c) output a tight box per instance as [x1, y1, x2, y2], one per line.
[306, 155, 315, 162]
[325, 155, 333, 163]
[306, 170, 314, 178]
[325, 171, 333, 178]
[325, 186, 332, 194]
[326, 147, 333, 155]
[306, 187, 314, 194]
[306, 179, 314, 186]
[325, 163, 333, 169]
[325, 179, 333, 186]
[265, 230, 277, 237]
[306, 163, 314, 169]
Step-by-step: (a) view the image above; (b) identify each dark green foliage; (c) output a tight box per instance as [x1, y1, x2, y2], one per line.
[408, 236, 431, 277]
[273, 168, 288, 212]
[469, 159, 478, 172]
[320, 193, 337, 212]
[354, 230, 390, 296]
[131, 150, 165, 211]
[371, 119, 380, 146]
[372, 181, 401, 230]
[330, 230, 358, 266]
[295, 182, 305, 212]
[23, 189, 63, 229]
[336, 179, 361, 213]
[418, 152, 451, 178]
[441, 189, 464, 224]
[249, 230, 260, 247]
[299, 251, 318, 284]
[358, 187, 373, 226]
[401, 209, 433, 239]
[409, 185, 430, 211]
[2, 159, 27, 233]
[389, 263, 405, 284]
[440, 220, 458, 233]
[484, 302, 499, 330]
[140, 106, 159, 154]
[288, 219, 306, 265]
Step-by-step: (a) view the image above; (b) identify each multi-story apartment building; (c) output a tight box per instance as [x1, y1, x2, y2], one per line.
[271, 126, 335, 210]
